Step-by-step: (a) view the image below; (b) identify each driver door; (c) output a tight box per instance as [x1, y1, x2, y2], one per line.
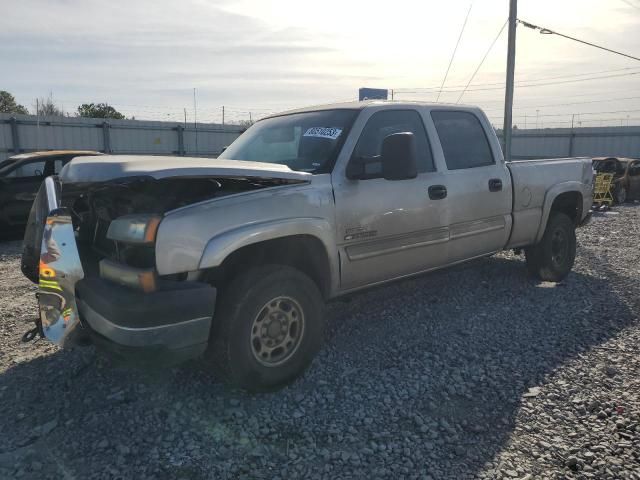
[332, 109, 450, 291]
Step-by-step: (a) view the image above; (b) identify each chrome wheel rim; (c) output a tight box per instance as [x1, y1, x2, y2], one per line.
[250, 296, 305, 367]
[550, 228, 568, 268]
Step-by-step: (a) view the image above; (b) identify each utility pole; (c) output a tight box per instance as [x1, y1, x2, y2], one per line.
[36, 98, 40, 150]
[222, 106, 225, 127]
[193, 88, 198, 153]
[249, 111, 252, 123]
[184, 108, 187, 127]
[502, 0, 517, 162]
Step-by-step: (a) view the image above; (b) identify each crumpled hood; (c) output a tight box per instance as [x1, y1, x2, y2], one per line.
[59, 155, 311, 183]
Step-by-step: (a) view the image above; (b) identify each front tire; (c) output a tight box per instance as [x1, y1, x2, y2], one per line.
[209, 265, 325, 391]
[525, 212, 576, 282]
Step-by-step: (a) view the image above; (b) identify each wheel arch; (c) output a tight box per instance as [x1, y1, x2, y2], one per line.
[536, 183, 583, 243]
[198, 218, 336, 298]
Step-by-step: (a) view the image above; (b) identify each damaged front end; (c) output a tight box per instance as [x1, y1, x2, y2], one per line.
[21, 163, 304, 360]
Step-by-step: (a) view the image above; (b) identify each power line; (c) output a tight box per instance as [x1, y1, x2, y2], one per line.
[482, 94, 640, 112]
[456, 19, 508, 103]
[487, 116, 640, 126]
[518, 19, 640, 62]
[397, 70, 640, 95]
[394, 66, 640, 93]
[437, 2, 473, 102]
[461, 85, 640, 107]
[505, 108, 640, 119]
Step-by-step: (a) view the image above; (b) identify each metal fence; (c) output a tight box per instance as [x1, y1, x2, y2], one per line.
[3, 114, 639, 163]
[498, 125, 640, 160]
[0, 114, 244, 161]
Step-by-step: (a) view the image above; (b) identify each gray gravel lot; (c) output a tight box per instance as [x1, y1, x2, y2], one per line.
[1, 206, 640, 479]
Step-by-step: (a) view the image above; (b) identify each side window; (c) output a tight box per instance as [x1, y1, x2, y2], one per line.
[431, 111, 494, 170]
[4, 160, 47, 179]
[352, 110, 435, 173]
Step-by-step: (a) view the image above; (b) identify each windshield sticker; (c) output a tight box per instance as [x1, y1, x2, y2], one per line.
[303, 127, 342, 140]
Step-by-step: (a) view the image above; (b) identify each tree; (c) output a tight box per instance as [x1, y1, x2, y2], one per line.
[35, 95, 66, 117]
[238, 119, 255, 132]
[0, 91, 28, 114]
[77, 103, 125, 120]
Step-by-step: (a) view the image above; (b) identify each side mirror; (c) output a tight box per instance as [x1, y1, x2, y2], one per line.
[381, 132, 418, 180]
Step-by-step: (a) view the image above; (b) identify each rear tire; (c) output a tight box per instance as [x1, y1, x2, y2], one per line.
[525, 212, 576, 282]
[209, 265, 325, 391]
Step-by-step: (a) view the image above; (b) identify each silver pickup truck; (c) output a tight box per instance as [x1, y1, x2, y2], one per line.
[21, 101, 593, 391]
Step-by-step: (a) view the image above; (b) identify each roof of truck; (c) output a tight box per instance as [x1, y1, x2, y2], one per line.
[263, 100, 481, 119]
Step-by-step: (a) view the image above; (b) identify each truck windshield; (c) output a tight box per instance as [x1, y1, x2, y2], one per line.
[218, 109, 359, 173]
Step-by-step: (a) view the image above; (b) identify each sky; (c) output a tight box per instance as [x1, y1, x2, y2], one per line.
[2, 0, 640, 127]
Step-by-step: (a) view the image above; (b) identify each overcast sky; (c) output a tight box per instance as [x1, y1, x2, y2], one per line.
[3, 0, 640, 127]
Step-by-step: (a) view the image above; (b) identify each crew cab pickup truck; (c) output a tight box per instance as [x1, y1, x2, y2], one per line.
[21, 101, 593, 391]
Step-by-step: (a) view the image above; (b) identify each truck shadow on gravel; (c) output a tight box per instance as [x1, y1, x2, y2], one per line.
[0, 251, 637, 479]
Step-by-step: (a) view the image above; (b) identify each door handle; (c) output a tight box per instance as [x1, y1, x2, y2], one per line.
[428, 185, 447, 200]
[489, 178, 503, 192]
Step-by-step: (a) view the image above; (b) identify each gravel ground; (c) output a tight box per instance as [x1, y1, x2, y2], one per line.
[1, 206, 640, 480]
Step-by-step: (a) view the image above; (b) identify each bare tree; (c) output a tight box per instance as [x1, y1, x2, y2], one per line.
[34, 94, 65, 117]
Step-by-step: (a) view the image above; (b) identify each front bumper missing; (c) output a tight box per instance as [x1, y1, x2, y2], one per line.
[28, 176, 216, 362]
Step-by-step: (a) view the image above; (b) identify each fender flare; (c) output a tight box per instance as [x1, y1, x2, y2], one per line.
[198, 217, 338, 287]
[535, 181, 584, 243]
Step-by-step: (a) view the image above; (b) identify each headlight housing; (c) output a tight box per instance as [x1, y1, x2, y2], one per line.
[107, 214, 161, 245]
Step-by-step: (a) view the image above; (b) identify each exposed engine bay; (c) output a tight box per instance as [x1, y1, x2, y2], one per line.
[22, 175, 297, 283]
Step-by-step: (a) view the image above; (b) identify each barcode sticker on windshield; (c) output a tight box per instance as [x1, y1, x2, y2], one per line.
[303, 127, 342, 140]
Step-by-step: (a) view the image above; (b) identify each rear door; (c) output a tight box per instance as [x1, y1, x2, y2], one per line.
[429, 110, 512, 262]
[332, 108, 450, 290]
[0, 158, 48, 226]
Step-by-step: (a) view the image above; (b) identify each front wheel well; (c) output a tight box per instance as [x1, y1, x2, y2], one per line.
[203, 235, 332, 299]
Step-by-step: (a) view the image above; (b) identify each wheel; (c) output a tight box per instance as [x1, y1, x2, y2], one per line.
[209, 265, 325, 391]
[615, 184, 627, 204]
[525, 212, 576, 282]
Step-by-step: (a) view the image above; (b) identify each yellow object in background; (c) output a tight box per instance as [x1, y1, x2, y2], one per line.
[593, 173, 614, 206]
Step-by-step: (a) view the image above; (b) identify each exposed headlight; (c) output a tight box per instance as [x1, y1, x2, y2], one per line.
[107, 214, 161, 245]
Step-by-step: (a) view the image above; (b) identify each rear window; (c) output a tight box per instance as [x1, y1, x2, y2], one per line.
[431, 111, 494, 170]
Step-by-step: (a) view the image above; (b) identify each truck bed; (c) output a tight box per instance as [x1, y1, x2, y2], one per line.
[506, 157, 593, 248]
